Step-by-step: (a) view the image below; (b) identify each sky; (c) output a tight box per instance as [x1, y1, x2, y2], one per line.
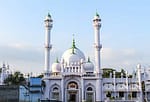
[0, 0, 150, 74]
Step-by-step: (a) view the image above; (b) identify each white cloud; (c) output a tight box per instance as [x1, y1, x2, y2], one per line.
[0, 44, 43, 73]
[0, 43, 64, 74]
[100, 48, 150, 73]
[101, 48, 136, 61]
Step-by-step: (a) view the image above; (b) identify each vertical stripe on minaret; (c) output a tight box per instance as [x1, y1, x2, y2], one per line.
[44, 13, 53, 75]
[93, 12, 102, 102]
[93, 12, 102, 74]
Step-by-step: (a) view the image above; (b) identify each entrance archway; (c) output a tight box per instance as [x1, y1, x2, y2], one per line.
[68, 91, 77, 102]
[67, 81, 79, 102]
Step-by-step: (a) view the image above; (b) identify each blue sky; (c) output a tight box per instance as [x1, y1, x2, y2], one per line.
[0, 0, 150, 74]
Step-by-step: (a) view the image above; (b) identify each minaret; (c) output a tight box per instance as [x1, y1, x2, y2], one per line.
[137, 64, 143, 101]
[93, 12, 102, 74]
[44, 13, 53, 75]
[93, 12, 102, 102]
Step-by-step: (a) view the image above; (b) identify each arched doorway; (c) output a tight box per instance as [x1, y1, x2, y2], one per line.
[67, 81, 79, 102]
[86, 86, 95, 102]
[52, 87, 59, 100]
[50, 84, 61, 101]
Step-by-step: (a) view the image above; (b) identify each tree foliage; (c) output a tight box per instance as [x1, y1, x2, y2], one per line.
[106, 91, 111, 97]
[4, 71, 25, 85]
[102, 68, 131, 78]
[102, 68, 115, 78]
[36, 74, 44, 78]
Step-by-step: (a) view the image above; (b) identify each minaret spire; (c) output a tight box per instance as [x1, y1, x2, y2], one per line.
[44, 13, 53, 76]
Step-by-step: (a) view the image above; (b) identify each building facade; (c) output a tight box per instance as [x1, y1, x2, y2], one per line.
[42, 13, 143, 102]
[20, 77, 42, 102]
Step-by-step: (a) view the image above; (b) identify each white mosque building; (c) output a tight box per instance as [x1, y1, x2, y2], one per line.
[0, 63, 12, 85]
[41, 13, 150, 102]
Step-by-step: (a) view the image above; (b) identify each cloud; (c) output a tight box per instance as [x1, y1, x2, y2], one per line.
[100, 48, 150, 72]
[101, 48, 136, 61]
[0, 43, 64, 74]
[81, 47, 144, 72]
[0, 44, 43, 73]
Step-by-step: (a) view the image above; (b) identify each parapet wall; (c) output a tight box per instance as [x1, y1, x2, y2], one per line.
[0, 85, 19, 102]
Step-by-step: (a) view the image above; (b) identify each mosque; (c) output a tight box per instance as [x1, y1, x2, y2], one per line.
[41, 13, 150, 102]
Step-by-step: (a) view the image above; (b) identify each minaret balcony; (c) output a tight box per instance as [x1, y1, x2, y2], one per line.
[94, 44, 102, 50]
[45, 44, 52, 49]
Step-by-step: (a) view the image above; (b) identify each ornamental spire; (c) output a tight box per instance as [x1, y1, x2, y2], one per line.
[96, 11, 99, 17]
[72, 34, 76, 54]
[88, 57, 91, 62]
[48, 12, 51, 17]
[55, 57, 59, 63]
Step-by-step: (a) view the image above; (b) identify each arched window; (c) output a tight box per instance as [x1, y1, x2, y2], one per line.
[87, 87, 93, 91]
[86, 87, 94, 102]
[67, 81, 78, 89]
[66, 67, 69, 72]
[76, 67, 78, 72]
[51, 86, 60, 100]
[53, 87, 58, 91]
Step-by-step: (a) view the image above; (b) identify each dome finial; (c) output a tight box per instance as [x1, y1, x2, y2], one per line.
[48, 12, 51, 17]
[72, 34, 76, 54]
[96, 10, 99, 17]
[88, 57, 91, 62]
[55, 57, 59, 63]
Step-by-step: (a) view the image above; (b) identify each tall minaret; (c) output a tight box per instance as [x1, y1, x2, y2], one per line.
[137, 64, 143, 101]
[44, 13, 53, 75]
[93, 12, 102, 102]
[93, 12, 102, 74]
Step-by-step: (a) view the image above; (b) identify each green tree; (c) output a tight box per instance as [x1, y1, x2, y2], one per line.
[102, 68, 132, 78]
[102, 68, 115, 78]
[36, 74, 44, 78]
[106, 91, 111, 97]
[4, 71, 25, 85]
[121, 68, 126, 78]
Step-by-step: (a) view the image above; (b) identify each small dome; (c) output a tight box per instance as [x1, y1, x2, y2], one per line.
[52, 62, 61, 73]
[84, 58, 94, 72]
[84, 62, 94, 72]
